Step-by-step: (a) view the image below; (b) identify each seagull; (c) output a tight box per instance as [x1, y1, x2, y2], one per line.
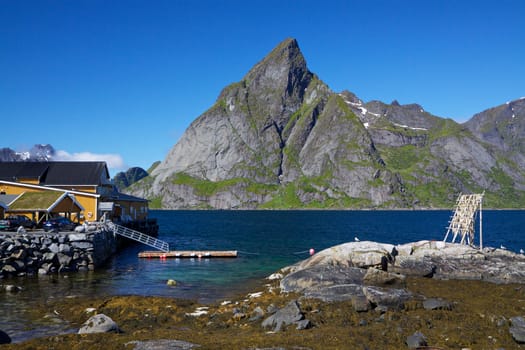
[354, 236, 360, 242]
[520, 248, 524, 255]
[500, 244, 507, 250]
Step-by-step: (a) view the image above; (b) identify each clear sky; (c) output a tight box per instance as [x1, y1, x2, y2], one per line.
[2, 0, 524, 175]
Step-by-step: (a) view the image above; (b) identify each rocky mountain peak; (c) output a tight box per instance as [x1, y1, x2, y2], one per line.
[240, 37, 313, 130]
[244, 38, 306, 82]
[465, 97, 525, 154]
[151, 38, 320, 185]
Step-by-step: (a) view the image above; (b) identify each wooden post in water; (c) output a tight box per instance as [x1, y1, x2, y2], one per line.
[479, 194, 483, 250]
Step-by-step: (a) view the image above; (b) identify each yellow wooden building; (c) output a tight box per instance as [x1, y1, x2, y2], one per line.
[0, 162, 149, 225]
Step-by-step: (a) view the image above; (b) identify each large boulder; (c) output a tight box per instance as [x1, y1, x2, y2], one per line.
[406, 331, 427, 348]
[261, 300, 305, 332]
[362, 286, 411, 310]
[78, 314, 120, 334]
[0, 330, 11, 344]
[363, 268, 406, 288]
[510, 316, 525, 344]
[294, 241, 395, 270]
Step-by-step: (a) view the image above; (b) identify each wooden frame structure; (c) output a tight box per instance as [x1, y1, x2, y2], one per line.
[443, 193, 484, 248]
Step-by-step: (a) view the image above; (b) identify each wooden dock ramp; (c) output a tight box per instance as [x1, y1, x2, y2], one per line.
[138, 250, 238, 259]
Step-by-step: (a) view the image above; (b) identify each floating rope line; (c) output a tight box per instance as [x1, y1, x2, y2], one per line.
[237, 250, 261, 255]
[292, 250, 310, 255]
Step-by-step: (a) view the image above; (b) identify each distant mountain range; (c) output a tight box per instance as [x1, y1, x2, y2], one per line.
[0, 144, 56, 162]
[125, 38, 525, 209]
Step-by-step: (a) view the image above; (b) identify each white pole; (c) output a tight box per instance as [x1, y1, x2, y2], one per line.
[479, 195, 483, 250]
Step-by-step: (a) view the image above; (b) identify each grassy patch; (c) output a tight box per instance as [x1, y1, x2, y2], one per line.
[148, 196, 163, 209]
[9, 191, 63, 210]
[171, 173, 245, 197]
[147, 161, 161, 174]
[484, 167, 525, 208]
[380, 145, 423, 171]
[260, 183, 303, 209]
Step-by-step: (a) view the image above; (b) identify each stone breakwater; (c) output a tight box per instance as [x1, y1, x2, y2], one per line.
[0, 226, 116, 277]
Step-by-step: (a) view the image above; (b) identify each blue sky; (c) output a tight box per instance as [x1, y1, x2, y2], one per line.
[2, 0, 524, 175]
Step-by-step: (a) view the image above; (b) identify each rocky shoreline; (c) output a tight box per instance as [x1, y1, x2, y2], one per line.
[1, 240, 525, 349]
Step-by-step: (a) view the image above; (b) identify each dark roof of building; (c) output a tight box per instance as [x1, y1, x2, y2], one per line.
[0, 162, 49, 182]
[0, 162, 110, 186]
[103, 189, 149, 203]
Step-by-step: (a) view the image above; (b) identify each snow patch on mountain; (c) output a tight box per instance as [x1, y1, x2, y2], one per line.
[393, 123, 428, 131]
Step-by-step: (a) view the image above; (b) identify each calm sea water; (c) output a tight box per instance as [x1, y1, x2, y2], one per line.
[1, 210, 524, 342]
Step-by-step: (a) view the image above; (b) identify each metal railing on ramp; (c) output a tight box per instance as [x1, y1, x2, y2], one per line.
[107, 221, 169, 252]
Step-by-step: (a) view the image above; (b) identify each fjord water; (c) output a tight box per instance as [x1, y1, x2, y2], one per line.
[2, 210, 524, 342]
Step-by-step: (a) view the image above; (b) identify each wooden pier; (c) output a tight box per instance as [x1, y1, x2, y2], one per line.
[138, 250, 238, 259]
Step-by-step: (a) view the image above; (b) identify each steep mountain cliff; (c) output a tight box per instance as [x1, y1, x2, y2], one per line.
[113, 167, 149, 190]
[127, 38, 525, 209]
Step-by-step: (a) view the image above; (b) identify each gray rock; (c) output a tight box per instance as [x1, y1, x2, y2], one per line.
[249, 306, 265, 321]
[261, 300, 304, 332]
[352, 295, 370, 312]
[78, 313, 120, 334]
[126, 339, 200, 349]
[423, 298, 454, 311]
[1, 265, 17, 274]
[58, 243, 72, 254]
[5, 284, 22, 293]
[10, 260, 25, 271]
[0, 329, 11, 344]
[304, 283, 364, 302]
[10, 248, 27, 260]
[510, 316, 525, 344]
[48, 243, 60, 253]
[375, 305, 388, 314]
[389, 257, 436, 277]
[267, 304, 279, 314]
[363, 286, 412, 310]
[74, 225, 86, 233]
[42, 252, 57, 262]
[406, 331, 427, 348]
[57, 252, 72, 267]
[68, 233, 88, 241]
[295, 319, 312, 330]
[363, 268, 406, 288]
[71, 241, 94, 250]
[41, 237, 53, 246]
[280, 265, 366, 293]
